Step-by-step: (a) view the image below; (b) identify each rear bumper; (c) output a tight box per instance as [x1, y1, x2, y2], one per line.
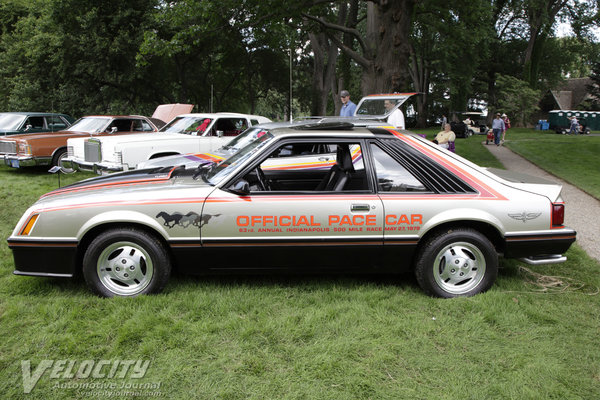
[8, 238, 78, 277]
[503, 229, 576, 259]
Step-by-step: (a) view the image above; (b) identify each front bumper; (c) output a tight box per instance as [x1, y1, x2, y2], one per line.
[61, 156, 126, 174]
[4, 155, 47, 168]
[8, 238, 78, 277]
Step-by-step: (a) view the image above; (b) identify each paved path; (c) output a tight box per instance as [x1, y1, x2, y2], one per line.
[484, 143, 600, 262]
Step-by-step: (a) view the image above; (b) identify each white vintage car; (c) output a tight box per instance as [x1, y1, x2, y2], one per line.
[61, 112, 271, 173]
[9, 122, 575, 298]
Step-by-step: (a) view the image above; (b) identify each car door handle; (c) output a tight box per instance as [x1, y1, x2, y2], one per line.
[318, 157, 330, 161]
[351, 204, 371, 212]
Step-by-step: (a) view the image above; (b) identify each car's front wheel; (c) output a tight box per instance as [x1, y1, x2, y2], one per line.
[52, 148, 73, 173]
[415, 228, 498, 298]
[82, 228, 171, 297]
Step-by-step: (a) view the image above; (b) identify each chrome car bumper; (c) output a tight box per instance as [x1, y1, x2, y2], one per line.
[61, 157, 126, 174]
[4, 155, 45, 168]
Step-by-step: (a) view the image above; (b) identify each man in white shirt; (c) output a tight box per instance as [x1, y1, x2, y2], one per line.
[384, 99, 405, 129]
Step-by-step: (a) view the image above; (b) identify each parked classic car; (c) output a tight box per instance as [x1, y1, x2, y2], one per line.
[9, 122, 575, 298]
[0, 115, 165, 172]
[0, 112, 74, 136]
[62, 113, 272, 173]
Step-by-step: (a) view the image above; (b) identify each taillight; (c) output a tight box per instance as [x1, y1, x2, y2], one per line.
[552, 203, 564, 227]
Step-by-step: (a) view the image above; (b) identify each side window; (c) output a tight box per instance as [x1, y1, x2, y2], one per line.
[215, 118, 246, 136]
[250, 119, 259, 126]
[140, 120, 153, 131]
[25, 116, 44, 130]
[240, 141, 368, 192]
[371, 144, 427, 192]
[46, 116, 68, 131]
[108, 119, 134, 132]
[132, 119, 153, 131]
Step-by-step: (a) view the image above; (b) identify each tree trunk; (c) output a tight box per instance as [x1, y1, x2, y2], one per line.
[361, 0, 415, 94]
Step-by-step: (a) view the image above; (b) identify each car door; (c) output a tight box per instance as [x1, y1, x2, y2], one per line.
[200, 139, 385, 271]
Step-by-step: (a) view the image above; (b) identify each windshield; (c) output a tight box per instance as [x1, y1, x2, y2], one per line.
[160, 116, 213, 135]
[67, 117, 110, 133]
[221, 127, 270, 152]
[207, 131, 275, 185]
[0, 114, 26, 130]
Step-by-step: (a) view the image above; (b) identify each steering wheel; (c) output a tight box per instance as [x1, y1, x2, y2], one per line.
[255, 167, 271, 191]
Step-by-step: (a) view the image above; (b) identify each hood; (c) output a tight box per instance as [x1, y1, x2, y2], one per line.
[38, 165, 214, 203]
[485, 168, 563, 201]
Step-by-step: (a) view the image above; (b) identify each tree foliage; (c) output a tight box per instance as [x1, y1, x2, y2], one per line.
[496, 74, 541, 126]
[0, 0, 598, 123]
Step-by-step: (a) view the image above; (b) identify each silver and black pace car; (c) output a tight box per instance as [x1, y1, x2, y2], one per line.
[8, 123, 576, 298]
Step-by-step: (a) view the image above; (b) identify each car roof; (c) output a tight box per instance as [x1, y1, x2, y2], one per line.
[0, 112, 70, 117]
[264, 122, 400, 140]
[173, 113, 266, 119]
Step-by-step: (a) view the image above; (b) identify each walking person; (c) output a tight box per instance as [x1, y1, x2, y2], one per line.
[339, 90, 357, 117]
[569, 116, 579, 135]
[441, 114, 447, 130]
[501, 113, 511, 142]
[491, 113, 505, 146]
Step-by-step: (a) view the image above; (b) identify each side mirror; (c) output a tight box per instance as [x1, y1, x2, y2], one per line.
[25, 124, 33, 131]
[109, 127, 118, 134]
[216, 130, 224, 137]
[229, 180, 250, 196]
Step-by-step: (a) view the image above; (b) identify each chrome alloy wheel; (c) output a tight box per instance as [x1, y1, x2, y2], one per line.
[96, 241, 154, 296]
[432, 241, 486, 295]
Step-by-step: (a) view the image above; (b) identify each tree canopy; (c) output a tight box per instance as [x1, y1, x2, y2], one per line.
[0, 0, 598, 125]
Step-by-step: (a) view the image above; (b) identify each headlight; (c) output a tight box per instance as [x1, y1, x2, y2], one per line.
[18, 142, 32, 155]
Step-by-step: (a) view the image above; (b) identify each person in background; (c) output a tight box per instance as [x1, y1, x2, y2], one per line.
[491, 113, 505, 146]
[441, 114, 447, 129]
[501, 113, 511, 142]
[433, 123, 456, 149]
[339, 90, 356, 117]
[384, 99, 405, 129]
[569, 116, 579, 135]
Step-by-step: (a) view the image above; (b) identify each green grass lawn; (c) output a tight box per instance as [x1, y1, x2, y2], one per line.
[1, 154, 600, 398]
[502, 129, 600, 200]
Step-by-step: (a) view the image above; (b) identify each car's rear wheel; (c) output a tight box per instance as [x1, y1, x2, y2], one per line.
[415, 228, 498, 298]
[82, 228, 171, 297]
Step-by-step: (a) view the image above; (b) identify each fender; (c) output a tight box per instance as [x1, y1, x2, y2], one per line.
[77, 210, 170, 242]
[419, 208, 505, 238]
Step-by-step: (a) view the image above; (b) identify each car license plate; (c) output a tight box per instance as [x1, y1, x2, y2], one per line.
[9, 159, 19, 168]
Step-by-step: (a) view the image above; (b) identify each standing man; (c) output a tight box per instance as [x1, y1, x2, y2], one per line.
[384, 99, 405, 130]
[339, 90, 356, 117]
[491, 113, 505, 146]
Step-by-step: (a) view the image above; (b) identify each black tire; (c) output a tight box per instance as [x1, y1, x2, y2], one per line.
[414, 228, 498, 298]
[52, 148, 73, 173]
[82, 228, 171, 297]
